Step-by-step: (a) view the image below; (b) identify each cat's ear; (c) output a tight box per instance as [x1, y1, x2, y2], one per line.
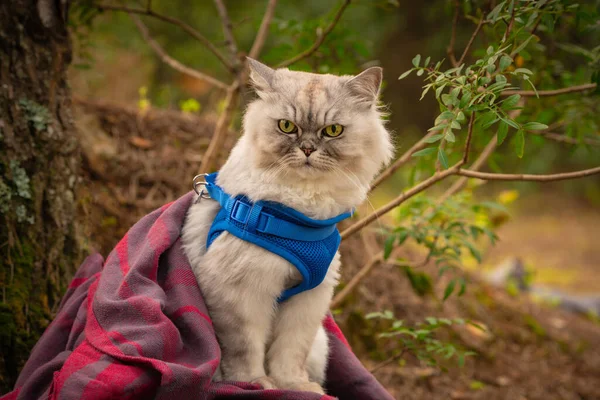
[247, 57, 275, 92]
[345, 66, 383, 106]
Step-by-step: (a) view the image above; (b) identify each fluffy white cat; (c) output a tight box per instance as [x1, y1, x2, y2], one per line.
[182, 58, 393, 394]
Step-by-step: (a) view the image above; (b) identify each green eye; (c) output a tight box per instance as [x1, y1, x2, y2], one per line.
[278, 119, 298, 133]
[322, 124, 344, 137]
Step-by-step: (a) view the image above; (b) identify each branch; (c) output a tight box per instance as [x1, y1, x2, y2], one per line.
[213, 0, 239, 67]
[456, 165, 600, 182]
[529, 131, 600, 146]
[502, 83, 597, 97]
[446, 0, 460, 67]
[437, 136, 497, 203]
[199, 83, 240, 173]
[457, 16, 484, 66]
[370, 131, 437, 191]
[276, 0, 351, 68]
[462, 112, 476, 164]
[331, 252, 383, 309]
[369, 350, 406, 374]
[341, 163, 463, 241]
[129, 15, 229, 90]
[95, 3, 233, 72]
[248, 0, 278, 59]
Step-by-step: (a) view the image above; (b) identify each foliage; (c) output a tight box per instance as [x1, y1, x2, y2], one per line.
[385, 194, 499, 300]
[366, 311, 477, 368]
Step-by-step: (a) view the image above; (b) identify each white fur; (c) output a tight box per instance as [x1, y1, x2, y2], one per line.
[182, 60, 393, 393]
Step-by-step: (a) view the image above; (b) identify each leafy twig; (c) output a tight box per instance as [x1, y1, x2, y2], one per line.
[129, 14, 228, 90]
[529, 131, 600, 146]
[276, 0, 352, 68]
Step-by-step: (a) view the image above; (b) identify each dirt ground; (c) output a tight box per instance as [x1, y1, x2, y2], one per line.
[74, 101, 600, 400]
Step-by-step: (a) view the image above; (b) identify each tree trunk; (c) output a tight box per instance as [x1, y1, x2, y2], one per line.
[0, 1, 81, 392]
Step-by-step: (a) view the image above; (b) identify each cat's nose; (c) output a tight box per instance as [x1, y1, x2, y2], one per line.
[300, 143, 316, 157]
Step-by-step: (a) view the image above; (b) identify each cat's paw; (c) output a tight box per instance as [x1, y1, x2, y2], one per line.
[279, 381, 325, 394]
[251, 376, 278, 390]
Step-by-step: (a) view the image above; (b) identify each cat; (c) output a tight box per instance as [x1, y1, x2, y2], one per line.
[181, 58, 393, 394]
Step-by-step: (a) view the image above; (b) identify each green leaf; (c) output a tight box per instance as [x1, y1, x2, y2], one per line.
[412, 147, 437, 157]
[445, 130, 456, 142]
[487, 2, 505, 21]
[459, 92, 472, 108]
[486, 46, 494, 55]
[424, 133, 445, 143]
[437, 148, 449, 169]
[428, 123, 448, 132]
[443, 279, 456, 301]
[522, 122, 548, 131]
[412, 54, 421, 67]
[398, 69, 412, 80]
[384, 235, 395, 259]
[499, 55, 512, 71]
[437, 110, 455, 121]
[514, 68, 533, 75]
[424, 56, 431, 66]
[512, 35, 535, 56]
[501, 94, 521, 110]
[497, 122, 509, 145]
[450, 120, 461, 129]
[416, 69, 424, 77]
[458, 277, 467, 296]
[486, 64, 496, 74]
[514, 129, 525, 158]
[456, 111, 465, 122]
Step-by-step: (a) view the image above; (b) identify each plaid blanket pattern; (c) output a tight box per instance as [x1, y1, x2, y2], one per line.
[1, 192, 393, 400]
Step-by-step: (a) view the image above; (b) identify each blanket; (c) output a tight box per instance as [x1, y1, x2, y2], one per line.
[1, 192, 393, 400]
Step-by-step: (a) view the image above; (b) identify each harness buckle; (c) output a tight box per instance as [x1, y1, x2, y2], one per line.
[192, 174, 211, 201]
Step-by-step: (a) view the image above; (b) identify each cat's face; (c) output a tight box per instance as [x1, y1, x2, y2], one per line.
[242, 59, 394, 188]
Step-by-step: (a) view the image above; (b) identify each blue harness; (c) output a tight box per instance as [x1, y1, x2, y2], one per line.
[202, 173, 351, 302]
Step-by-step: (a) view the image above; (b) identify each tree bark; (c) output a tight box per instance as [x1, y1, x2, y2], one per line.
[0, 0, 81, 392]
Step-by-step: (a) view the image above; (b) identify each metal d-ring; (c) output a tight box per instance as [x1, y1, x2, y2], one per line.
[192, 174, 211, 200]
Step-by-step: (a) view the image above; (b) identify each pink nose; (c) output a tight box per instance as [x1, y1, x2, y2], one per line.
[301, 146, 315, 157]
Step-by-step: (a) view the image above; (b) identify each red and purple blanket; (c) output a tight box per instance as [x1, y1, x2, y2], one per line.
[1, 192, 392, 400]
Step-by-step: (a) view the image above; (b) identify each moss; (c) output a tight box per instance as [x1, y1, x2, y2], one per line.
[18, 99, 51, 132]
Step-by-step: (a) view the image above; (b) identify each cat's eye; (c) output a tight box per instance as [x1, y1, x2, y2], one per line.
[322, 124, 344, 137]
[278, 119, 298, 134]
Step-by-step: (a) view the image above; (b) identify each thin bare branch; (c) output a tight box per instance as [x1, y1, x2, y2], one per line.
[95, 3, 233, 71]
[457, 16, 484, 66]
[341, 163, 464, 241]
[462, 112, 476, 164]
[529, 131, 600, 146]
[276, 0, 351, 68]
[502, 83, 597, 97]
[129, 14, 229, 90]
[447, 0, 460, 67]
[369, 350, 406, 374]
[249, 0, 278, 59]
[199, 83, 241, 173]
[456, 165, 600, 182]
[213, 0, 239, 65]
[501, 4, 516, 42]
[437, 136, 497, 203]
[370, 131, 437, 191]
[331, 252, 383, 309]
